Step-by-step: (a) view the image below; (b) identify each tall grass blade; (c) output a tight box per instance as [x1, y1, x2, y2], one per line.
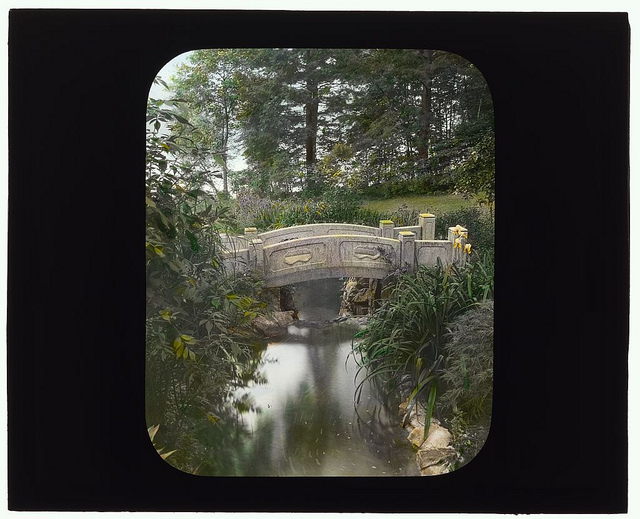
[422, 382, 438, 442]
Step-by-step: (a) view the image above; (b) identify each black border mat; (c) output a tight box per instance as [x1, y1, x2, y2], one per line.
[7, 10, 629, 512]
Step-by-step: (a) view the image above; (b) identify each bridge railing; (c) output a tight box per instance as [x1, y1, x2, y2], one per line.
[258, 222, 381, 247]
[219, 212, 470, 283]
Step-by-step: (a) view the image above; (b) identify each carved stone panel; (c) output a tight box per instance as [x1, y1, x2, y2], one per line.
[339, 240, 397, 267]
[265, 241, 327, 273]
[415, 241, 452, 267]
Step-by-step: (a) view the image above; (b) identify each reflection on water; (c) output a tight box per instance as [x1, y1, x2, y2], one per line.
[210, 279, 418, 477]
[292, 278, 344, 322]
[231, 321, 418, 476]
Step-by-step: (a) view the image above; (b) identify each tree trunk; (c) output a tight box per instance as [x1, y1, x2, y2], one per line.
[477, 82, 487, 120]
[222, 103, 230, 195]
[417, 49, 434, 170]
[305, 50, 319, 191]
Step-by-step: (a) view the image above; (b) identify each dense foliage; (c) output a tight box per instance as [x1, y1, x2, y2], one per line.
[352, 254, 494, 440]
[170, 48, 494, 204]
[230, 188, 384, 231]
[146, 88, 268, 474]
[435, 206, 495, 253]
[438, 301, 493, 469]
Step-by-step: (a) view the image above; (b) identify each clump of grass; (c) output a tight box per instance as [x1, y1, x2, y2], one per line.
[439, 300, 494, 420]
[352, 253, 494, 441]
[361, 193, 476, 215]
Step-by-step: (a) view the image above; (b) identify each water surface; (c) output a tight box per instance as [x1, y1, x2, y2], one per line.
[228, 279, 418, 476]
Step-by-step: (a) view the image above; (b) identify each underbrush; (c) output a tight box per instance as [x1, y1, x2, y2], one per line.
[146, 177, 268, 474]
[359, 174, 456, 199]
[439, 301, 493, 469]
[146, 103, 269, 474]
[230, 189, 385, 231]
[361, 193, 476, 215]
[352, 253, 494, 451]
[435, 207, 494, 253]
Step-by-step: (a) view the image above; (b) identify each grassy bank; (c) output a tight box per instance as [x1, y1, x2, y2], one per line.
[360, 193, 477, 216]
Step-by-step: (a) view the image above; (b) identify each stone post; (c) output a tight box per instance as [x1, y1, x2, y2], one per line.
[419, 213, 436, 240]
[251, 238, 264, 271]
[380, 220, 395, 239]
[244, 227, 258, 241]
[448, 225, 468, 265]
[399, 231, 417, 272]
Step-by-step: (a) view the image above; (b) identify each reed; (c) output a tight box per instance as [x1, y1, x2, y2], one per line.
[352, 253, 494, 439]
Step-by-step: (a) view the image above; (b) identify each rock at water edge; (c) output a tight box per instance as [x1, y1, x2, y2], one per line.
[253, 310, 296, 338]
[407, 420, 451, 449]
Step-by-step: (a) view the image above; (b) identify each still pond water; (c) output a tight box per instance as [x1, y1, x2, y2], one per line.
[225, 278, 418, 476]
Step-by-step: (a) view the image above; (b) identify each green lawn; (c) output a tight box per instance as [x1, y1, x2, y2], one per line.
[359, 193, 477, 217]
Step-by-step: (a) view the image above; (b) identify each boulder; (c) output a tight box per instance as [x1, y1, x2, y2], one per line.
[274, 310, 296, 327]
[423, 425, 452, 450]
[417, 447, 457, 475]
[340, 277, 380, 316]
[400, 398, 456, 476]
[421, 465, 448, 476]
[253, 311, 296, 338]
[399, 399, 433, 429]
[279, 285, 296, 312]
[408, 421, 452, 449]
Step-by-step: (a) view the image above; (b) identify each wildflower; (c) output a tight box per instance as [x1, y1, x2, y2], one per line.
[454, 238, 462, 249]
[464, 243, 472, 255]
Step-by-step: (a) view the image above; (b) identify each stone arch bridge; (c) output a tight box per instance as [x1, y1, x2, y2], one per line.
[221, 214, 469, 288]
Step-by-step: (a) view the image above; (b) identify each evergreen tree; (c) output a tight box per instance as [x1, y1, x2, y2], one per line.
[167, 48, 494, 200]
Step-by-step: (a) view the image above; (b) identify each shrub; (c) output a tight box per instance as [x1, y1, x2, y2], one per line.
[438, 300, 493, 470]
[389, 203, 421, 226]
[230, 189, 284, 230]
[146, 98, 267, 474]
[358, 174, 456, 199]
[230, 188, 386, 231]
[439, 300, 494, 421]
[436, 207, 494, 253]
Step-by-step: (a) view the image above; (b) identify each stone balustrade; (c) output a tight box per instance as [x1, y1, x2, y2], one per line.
[219, 213, 469, 287]
[258, 223, 380, 247]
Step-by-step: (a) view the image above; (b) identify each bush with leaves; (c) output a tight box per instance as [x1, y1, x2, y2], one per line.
[146, 88, 267, 474]
[453, 132, 495, 217]
[388, 203, 421, 227]
[438, 300, 493, 470]
[358, 174, 456, 199]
